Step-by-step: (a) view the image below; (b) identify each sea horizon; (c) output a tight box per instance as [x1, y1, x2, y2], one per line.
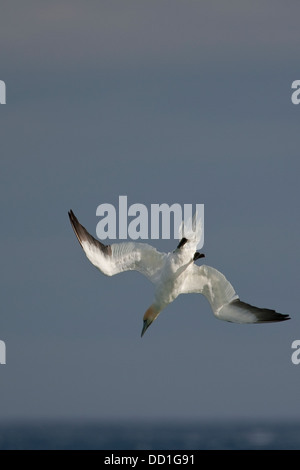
[0, 419, 299, 450]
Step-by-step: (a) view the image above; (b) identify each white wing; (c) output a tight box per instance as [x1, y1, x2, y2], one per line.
[181, 264, 290, 323]
[68, 210, 166, 283]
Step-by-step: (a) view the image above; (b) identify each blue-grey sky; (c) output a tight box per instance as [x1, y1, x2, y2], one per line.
[0, 1, 299, 423]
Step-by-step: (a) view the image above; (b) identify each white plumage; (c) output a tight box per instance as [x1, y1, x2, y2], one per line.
[68, 210, 290, 336]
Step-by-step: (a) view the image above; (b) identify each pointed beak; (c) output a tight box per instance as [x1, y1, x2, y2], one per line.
[141, 320, 152, 337]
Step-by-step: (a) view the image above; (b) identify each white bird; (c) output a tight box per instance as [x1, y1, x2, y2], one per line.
[68, 210, 290, 336]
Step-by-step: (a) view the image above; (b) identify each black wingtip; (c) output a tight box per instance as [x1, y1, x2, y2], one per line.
[193, 252, 205, 261]
[177, 237, 188, 249]
[68, 209, 112, 256]
[68, 209, 78, 232]
[68, 209, 75, 220]
[266, 312, 291, 322]
[279, 314, 291, 322]
[230, 299, 291, 323]
[68, 209, 74, 223]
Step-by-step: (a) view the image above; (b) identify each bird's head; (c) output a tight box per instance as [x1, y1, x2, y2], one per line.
[141, 304, 161, 337]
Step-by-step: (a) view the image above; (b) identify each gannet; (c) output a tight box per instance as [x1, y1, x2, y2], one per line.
[68, 210, 290, 336]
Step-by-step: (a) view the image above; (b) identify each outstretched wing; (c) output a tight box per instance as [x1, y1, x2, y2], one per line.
[68, 210, 166, 283]
[181, 264, 290, 323]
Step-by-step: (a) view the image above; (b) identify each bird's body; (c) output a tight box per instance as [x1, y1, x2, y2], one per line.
[68, 210, 290, 336]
